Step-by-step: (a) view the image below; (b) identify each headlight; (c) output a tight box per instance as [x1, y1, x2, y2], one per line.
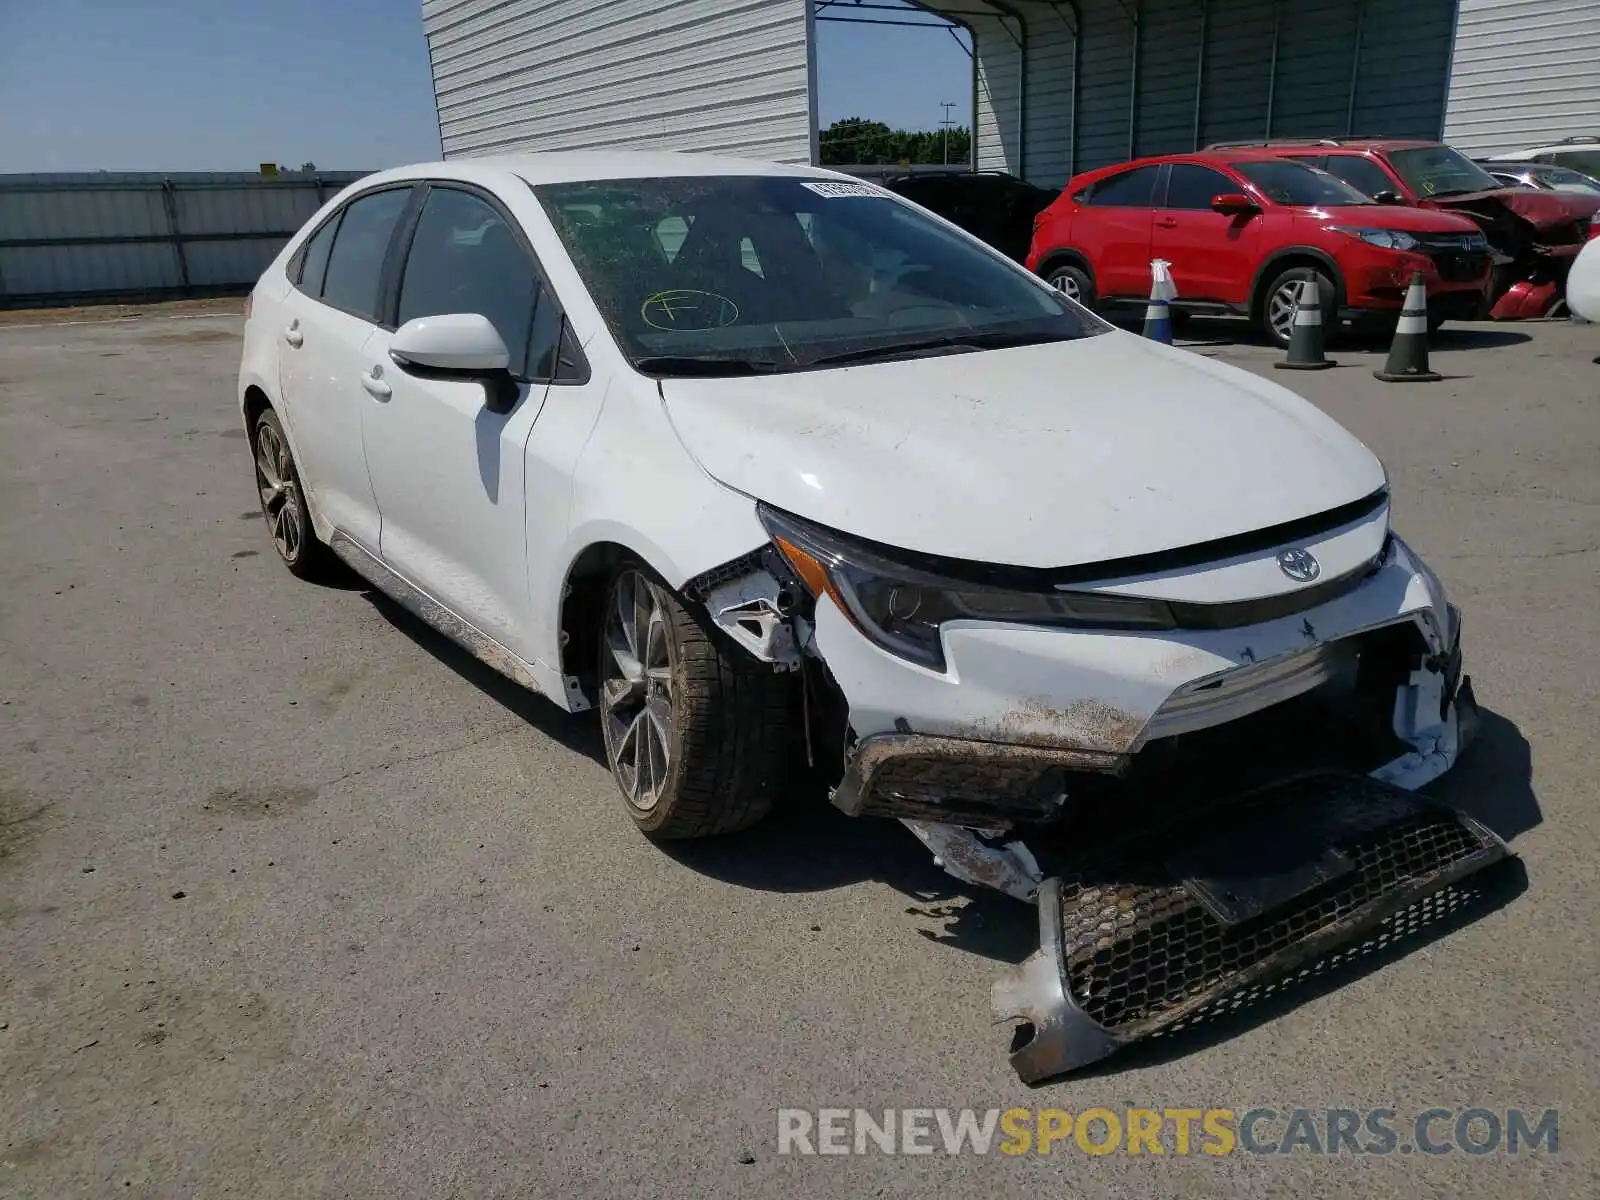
[759, 505, 1176, 671]
[1330, 226, 1420, 251]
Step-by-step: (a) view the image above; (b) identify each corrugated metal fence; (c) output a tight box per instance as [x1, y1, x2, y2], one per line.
[0, 171, 367, 308]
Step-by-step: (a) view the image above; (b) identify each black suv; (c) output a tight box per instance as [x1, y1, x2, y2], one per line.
[879, 171, 1058, 263]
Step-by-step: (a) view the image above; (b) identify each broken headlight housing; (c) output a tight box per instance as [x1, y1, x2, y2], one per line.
[758, 505, 1176, 671]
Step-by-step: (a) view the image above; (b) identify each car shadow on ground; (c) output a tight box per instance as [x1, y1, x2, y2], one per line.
[1426, 707, 1543, 841]
[359, 588, 608, 766]
[1428, 326, 1534, 350]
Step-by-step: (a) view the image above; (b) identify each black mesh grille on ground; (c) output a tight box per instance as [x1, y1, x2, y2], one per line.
[1055, 776, 1494, 1032]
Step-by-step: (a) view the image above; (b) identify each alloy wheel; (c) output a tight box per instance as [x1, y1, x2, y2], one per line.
[1050, 271, 1082, 302]
[1268, 279, 1308, 344]
[601, 570, 676, 812]
[253, 421, 303, 563]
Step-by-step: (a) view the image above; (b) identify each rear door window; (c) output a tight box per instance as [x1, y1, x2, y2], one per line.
[1162, 165, 1238, 209]
[1084, 165, 1161, 207]
[320, 188, 413, 322]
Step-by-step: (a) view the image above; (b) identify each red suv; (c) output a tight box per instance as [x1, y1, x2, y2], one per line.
[1215, 138, 1600, 315]
[1027, 150, 1493, 346]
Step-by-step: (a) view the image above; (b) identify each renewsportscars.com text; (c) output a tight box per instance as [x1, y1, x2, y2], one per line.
[776, 1106, 1559, 1157]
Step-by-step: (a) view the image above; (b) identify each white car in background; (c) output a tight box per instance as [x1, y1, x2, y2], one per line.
[237, 153, 1500, 1079]
[1494, 135, 1600, 179]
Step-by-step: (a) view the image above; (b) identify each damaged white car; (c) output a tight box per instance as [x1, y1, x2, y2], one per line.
[239, 154, 1506, 1081]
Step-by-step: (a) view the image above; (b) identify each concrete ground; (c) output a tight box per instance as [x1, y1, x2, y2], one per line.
[1, 311, 1596, 1198]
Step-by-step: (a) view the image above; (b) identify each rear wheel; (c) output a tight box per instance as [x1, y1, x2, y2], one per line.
[1262, 266, 1336, 349]
[598, 563, 788, 839]
[251, 408, 335, 581]
[1045, 262, 1095, 307]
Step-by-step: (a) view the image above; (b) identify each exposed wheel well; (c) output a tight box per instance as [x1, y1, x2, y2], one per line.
[1252, 254, 1344, 319]
[1036, 249, 1092, 282]
[242, 386, 271, 435]
[558, 541, 633, 703]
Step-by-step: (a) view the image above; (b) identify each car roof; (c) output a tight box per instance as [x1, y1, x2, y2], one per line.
[1083, 148, 1343, 175]
[1469, 138, 1600, 160]
[347, 151, 842, 191]
[1204, 139, 1437, 153]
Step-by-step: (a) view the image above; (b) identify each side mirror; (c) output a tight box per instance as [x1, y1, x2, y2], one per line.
[389, 313, 510, 374]
[1210, 192, 1259, 215]
[1372, 190, 1405, 205]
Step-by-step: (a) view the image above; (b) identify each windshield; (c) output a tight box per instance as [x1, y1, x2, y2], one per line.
[1231, 160, 1373, 206]
[1527, 165, 1600, 196]
[534, 175, 1105, 375]
[1387, 146, 1500, 198]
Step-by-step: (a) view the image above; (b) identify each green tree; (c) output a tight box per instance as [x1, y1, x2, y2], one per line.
[820, 118, 970, 166]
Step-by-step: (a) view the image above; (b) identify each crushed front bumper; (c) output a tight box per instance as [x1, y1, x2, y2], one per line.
[991, 771, 1508, 1083]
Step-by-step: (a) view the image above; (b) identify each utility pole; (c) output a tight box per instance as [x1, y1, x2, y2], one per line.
[939, 101, 957, 166]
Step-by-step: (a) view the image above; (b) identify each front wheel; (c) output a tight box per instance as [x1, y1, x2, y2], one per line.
[598, 564, 789, 839]
[1262, 267, 1336, 349]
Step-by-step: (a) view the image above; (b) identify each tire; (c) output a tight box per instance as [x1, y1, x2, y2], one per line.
[1261, 266, 1336, 349]
[1045, 261, 1095, 307]
[250, 408, 336, 581]
[598, 562, 789, 839]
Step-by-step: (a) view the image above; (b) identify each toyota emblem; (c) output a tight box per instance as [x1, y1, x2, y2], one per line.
[1276, 548, 1321, 583]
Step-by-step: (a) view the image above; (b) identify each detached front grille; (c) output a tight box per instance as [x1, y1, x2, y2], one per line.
[1062, 806, 1483, 1030]
[993, 772, 1509, 1082]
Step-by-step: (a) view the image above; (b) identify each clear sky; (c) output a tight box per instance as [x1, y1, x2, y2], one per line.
[0, 0, 973, 173]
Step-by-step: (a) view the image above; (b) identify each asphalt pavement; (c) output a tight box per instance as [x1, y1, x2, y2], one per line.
[1, 310, 1596, 1198]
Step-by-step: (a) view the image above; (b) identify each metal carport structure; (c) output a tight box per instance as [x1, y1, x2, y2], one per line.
[905, 0, 1460, 185]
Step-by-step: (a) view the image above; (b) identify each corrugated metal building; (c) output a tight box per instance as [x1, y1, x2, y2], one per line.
[1443, 0, 1600, 154]
[422, 1, 1599, 185]
[423, 0, 818, 163]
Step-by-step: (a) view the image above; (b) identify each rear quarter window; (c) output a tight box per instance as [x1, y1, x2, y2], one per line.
[1082, 165, 1160, 207]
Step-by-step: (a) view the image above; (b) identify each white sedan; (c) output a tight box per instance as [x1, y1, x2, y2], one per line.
[238, 153, 1494, 1076]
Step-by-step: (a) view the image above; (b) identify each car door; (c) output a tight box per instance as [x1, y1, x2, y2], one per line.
[359, 183, 571, 661]
[276, 185, 416, 552]
[1076, 164, 1161, 297]
[1150, 163, 1260, 304]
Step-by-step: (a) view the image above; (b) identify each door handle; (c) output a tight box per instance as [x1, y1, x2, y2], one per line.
[283, 319, 303, 348]
[1155, 218, 1179, 229]
[361, 367, 392, 400]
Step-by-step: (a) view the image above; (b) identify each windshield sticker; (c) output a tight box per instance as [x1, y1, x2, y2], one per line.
[641, 290, 740, 331]
[799, 180, 886, 199]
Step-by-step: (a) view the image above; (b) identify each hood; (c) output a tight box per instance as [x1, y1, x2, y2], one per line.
[1431, 187, 1600, 230]
[1296, 205, 1481, 234]
[661, 333, 1386, 569]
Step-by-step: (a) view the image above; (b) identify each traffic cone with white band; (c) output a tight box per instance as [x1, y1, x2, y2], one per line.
[1142, 259, 1175, 344]
[1374, 272, 1442, 382]
[1274, 277, 1336, 370]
